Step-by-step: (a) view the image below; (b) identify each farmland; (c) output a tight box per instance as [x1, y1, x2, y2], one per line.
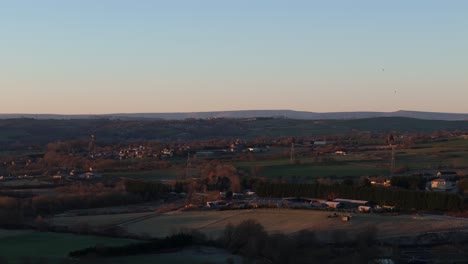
[2, 117, 468, 262]
[50, 209, 468, 241]
[98, 137, 468, 183]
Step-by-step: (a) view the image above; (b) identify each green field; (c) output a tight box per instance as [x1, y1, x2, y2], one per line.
[259, 162, 388, 180]
[234, 155, 390, 181]
[102, 168, 182, 181]
[0, 230, 140, 264]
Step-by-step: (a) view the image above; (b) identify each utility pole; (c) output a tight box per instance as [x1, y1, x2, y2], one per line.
[387, 133, 396, 178]
[88, 134, 95, 155]
[185, 152, 191, 180]
[290, 142, 295, 163]
[390, 144, 395, 177]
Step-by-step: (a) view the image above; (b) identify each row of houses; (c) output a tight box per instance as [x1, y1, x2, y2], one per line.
[52, 172, 100, 180]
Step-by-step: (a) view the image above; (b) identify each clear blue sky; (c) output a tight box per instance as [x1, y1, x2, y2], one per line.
[1, 0, 467, 114]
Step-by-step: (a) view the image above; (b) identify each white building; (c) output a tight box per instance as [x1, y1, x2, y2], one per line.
[431, 178, 456, 191]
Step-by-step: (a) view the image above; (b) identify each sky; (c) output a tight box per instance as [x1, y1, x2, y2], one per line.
[1, 0, 467, 114]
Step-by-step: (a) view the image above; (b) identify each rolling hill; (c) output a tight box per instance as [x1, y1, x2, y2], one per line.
[1, 117, 468, 150]
[1, 110, 468, 121]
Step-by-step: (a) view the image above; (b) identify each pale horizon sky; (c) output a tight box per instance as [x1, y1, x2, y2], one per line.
[1, 1, 467, 114]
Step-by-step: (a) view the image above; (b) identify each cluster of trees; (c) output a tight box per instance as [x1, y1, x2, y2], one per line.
[69, 233, 195, 258]
[0, 180, 172, 227]
[68, 219, 382, 264]
[28, 191, 148, 215]
[124, 180, 170, 200]
[200, 162, 242, 192]
[222, 219, 381, 263]
[255, 182, 463, 211]
[391, 176, 427, 190]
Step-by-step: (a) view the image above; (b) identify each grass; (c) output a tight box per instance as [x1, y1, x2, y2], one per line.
[0, 230, 140, 264]
[62, 247, 242, 264]
[52, 211, 156, 228]
[0, 179, 52, 188]
[102, 168, 182, 181]
[56, 209, 468, 241]
[0, 229, 31, 238]
[231, 138, 468, 180]
[235, 155, 390, 181]
[260, 162, 388, 180]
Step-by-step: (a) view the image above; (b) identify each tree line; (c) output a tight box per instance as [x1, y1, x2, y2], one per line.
[68, 219, 382, 264]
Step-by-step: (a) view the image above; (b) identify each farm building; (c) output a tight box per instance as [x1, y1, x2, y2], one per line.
[249, 198, 285, 208]
[323, 201, 343, 209]
[358, 206, 372, 213]
[436, 171, 457, 178]
[283, 197, 313, 208]
[430, 178, 457, 192]
[206, 201, 229, 208]
[333, 198, 376, 208]
[335, 150, 347, 155]
[313, 141, 327, 146]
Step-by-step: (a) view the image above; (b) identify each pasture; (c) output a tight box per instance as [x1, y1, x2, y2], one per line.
[102, 168, 182, 181]
[125, 209, 468, 239]
[51, 211, 156, 228]
[51, 209, 468, 241]
[75, 138, 468, 182]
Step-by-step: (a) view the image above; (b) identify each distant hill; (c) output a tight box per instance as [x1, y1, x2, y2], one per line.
[1, 110, 468, 121]
[1, 117, 468, 150]
[0, 110, 468, 121]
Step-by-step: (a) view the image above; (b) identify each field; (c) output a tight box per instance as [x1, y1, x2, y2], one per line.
[0, 230, 140, 264]
[231, 138, 468, 181]
[51, 209, 468, 241]
[82, 247, 242, 264]
[51, 211, 156, 228]
[125, 209, 468, 239]
[102, 168, 182, 181]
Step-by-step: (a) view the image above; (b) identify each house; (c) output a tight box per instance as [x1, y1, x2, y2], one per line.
[232, 192, 244, 198]
[370, 179, 391, 187]
[358, 206, 372, 213]
[430, 178, 456, 191]
[313, 141, 327, 146]
[78, 172, 100, 180]
[324, 201, 343, 209]
[248, 148, 261, 153]
[436, 171, 457, 178]
[206, 201, 218, 208]
[206, 201, 228, 208]
[161, 149, 173, 157]
[244, 190, 256, 196]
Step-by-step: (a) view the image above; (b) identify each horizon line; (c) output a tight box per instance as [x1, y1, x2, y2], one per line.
[1, 109, 468, 116]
